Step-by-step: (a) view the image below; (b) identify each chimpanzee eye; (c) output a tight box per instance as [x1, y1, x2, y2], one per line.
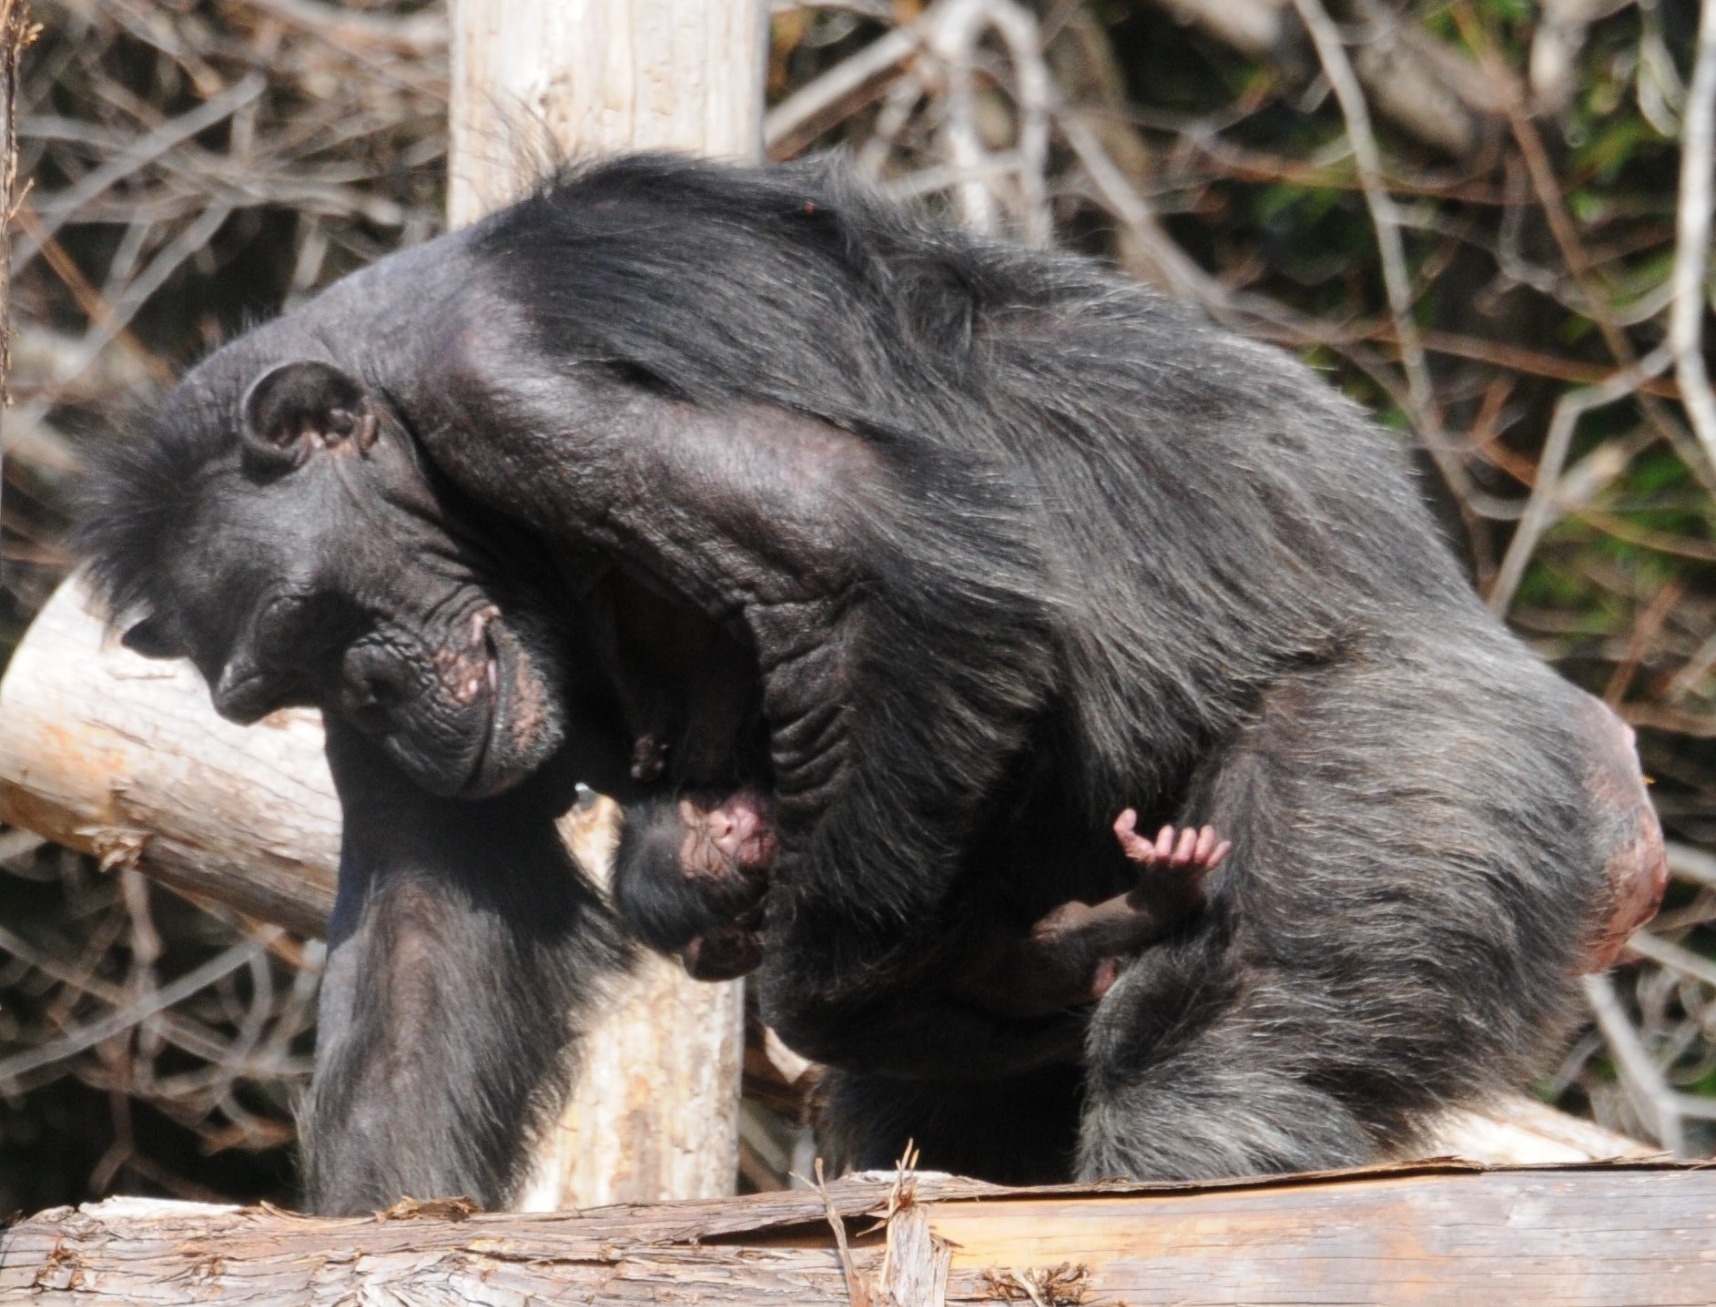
[253, 594, 306, 649]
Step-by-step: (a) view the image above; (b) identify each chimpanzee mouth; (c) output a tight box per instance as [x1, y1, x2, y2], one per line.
[448, 605, 564, 800]
[460, 625, 503, 797]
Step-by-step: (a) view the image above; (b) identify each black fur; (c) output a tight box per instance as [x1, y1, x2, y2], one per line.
[79, 154, 1630, 1211]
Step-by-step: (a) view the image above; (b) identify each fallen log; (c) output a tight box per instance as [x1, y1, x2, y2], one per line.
[4, 1163, 1712, 1305]
[0, 577, 339, 936]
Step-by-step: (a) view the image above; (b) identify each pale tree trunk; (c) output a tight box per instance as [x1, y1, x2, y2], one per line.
[445, 0, 766, 1210]
[450, 0, 765, 225]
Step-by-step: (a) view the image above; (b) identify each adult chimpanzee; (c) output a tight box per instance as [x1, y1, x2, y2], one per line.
[80, 155, 1664, 1214]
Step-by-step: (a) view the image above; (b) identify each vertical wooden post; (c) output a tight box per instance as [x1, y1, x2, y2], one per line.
[445, 0, 766, 1209]
[449, 0, 766, 225]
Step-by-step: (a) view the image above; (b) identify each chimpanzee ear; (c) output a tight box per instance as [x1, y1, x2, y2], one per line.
[239, 360, 381, 474]
[120, 615, 185, 660]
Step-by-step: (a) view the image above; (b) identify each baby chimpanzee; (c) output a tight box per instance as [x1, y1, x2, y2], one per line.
[614, 793, 1228, 1016]
[613, 789, 779, 980]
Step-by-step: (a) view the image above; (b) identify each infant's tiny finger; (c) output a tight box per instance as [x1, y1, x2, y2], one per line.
[1091, 957, 1120, 1000]
[1194, 826, 1217, 861]
[1172, 826, 1198, 864]
[1154, 826, 1177, 860]
[1208, 840, 1232, 869]
[1113, 809, 1152, 860]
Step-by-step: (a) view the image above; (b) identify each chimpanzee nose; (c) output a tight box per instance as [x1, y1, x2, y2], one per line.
[704, 804, 757, 853]
[341, 643, 412, 713]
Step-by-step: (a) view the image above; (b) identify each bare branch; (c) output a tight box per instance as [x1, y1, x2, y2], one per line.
[243, 0, 447, 57]
[1582, 971, 1685, 1155]
[967, 0, 1052, 246]
[764, 22, 922, 156]
[1290, 0, 1484, 544]
[0, 936, 274, 1089]
[927, 0, 1001, 234]
[1530, 0, 1630, 115]
[14, 74, 264, 274]
[1142, 0, 1503, 158]
[1626, 930, 1716, 992]
[1057, 111, 1222, 304]
[1338, 0, 1503, 159]
[1666, 842, 1716, 890]
[1150, 0, 1295, 66]
[1489, 344, 1675, 615]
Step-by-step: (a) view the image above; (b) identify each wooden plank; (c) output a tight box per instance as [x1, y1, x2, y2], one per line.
[3, 1166, 1711, 1305]
[929, 1171, 1716, 1303]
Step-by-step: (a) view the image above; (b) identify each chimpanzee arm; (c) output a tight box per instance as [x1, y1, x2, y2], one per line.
[304, 721, 625, 1215]
[420, 351, 1059, 1039]
[955, 821, 1225, 1021]
[770, 824, 1225, 1075]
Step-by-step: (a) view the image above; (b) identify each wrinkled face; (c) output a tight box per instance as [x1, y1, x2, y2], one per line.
[124, 360, 568, 799]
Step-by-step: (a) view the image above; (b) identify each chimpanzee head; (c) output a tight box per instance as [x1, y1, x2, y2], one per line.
[80, 349, 569, 799]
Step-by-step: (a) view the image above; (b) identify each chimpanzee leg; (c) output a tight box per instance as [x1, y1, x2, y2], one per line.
[304, 722, 625, 1214]
[1078, 638, 1600, 1180]
[1077, 933, 1378, 1177]
[819, 1063, 1086, 1185]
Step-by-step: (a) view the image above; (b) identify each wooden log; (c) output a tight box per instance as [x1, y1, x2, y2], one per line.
[4, 1164, 1713, 1305]
[0, 577, 339, 938]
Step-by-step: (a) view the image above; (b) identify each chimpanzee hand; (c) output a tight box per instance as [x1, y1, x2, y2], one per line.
[1112, 812, 1228, 924]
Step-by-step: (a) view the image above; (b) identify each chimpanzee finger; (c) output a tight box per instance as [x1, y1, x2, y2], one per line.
[1171, 826, 1199, 866]
[1194, 825, 1218, 862]
[1112, 809, 1155, 862]
[1090, 956, 1121, 1000]
[1154, 825, 1177, 861]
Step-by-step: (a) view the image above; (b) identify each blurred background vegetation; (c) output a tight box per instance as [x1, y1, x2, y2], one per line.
[1, 0, 1714, 1211]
